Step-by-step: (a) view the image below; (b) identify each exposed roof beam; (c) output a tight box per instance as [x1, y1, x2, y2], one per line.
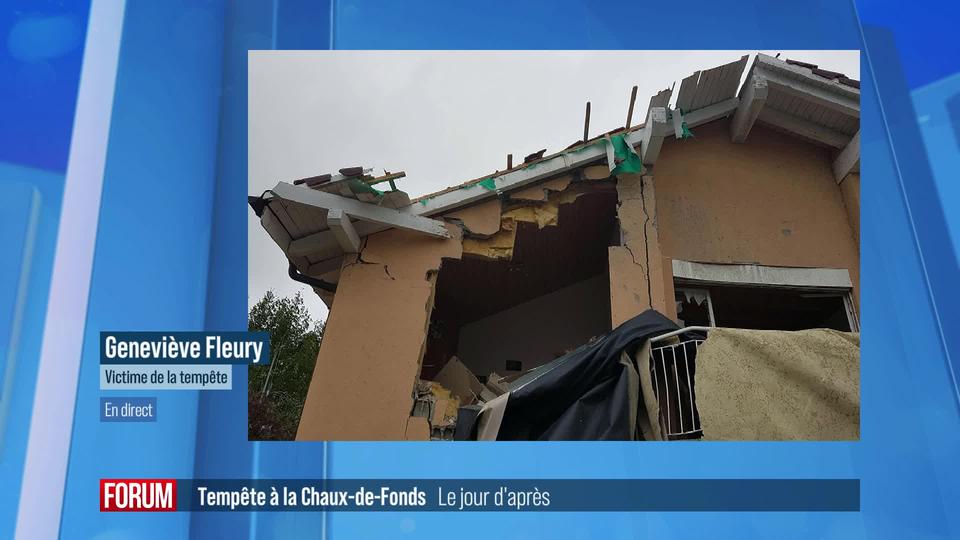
[682, 97, 740, 129]
[757, 108, 850, 149]
[833, 130, 860, 183]
[271, 181, 450, 242]
[639, 106, 670, 165]
[326, 208, 361, 253]
[730, 76, 768, 143]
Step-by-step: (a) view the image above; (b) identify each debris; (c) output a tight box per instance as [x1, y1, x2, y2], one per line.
[812, 68, 843, 80]
[411, 380, 462, 440]
[785, 59, 818, 69]
[524, 149, 547, 164]
[485, 373, 510, 396]
[838, 76, 860, 89]
[339, 166, 365, 177]
[433, 356, 487, 405]
[293, 173, 331, 186]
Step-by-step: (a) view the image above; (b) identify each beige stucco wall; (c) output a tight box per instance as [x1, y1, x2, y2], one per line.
[653, 120, 860, 304]
[296, 225, 463, 441]
[840, 172, 860, 246]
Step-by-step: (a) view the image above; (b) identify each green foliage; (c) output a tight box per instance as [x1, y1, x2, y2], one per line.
[248, 290, 324, 440]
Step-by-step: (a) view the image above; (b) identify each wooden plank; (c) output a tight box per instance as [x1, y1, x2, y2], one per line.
[647, 87, 672, 113]
[675, 71, 700, 112]
[274, 199, 304, 238]
[262, 204, 292, 251]
[682, 97, 739, 129]
[625, 86, 638, 128]
[690, 64, 722, 110]
[583, 101, 591, 141]
[718, 55, 749, 100]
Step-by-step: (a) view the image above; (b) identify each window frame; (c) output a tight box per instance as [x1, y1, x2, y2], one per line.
[671, 260, 859, 332]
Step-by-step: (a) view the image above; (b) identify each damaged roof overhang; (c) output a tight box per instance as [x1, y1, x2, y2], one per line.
[252, 53, 860, 286]
[733, 54, 860, 182]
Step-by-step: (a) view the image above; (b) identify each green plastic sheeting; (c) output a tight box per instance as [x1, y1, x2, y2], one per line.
[478, 177, 497, 191]
[677, 109, 694, 139]
[609, 134, 643, 175]
[348, 178, 383, 197]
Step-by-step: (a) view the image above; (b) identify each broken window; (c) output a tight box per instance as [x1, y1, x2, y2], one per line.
[675, 282, 855, 332]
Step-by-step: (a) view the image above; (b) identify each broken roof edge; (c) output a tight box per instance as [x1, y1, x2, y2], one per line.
[410, 124, 646, 205]
[263, 54, 860, 280]
[754, 53, 860, 101]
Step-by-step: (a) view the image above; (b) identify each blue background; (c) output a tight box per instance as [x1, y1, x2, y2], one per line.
[1, 0, 958, 538]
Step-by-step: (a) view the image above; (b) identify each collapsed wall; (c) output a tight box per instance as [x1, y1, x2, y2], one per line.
[295, 119, 862, 441]
[297, 169, 630, 440]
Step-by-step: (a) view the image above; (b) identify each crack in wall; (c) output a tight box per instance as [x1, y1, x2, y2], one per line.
[638, 177, 654, 308]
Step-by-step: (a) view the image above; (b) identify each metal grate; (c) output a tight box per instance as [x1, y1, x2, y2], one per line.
[648, 327, 709, 440]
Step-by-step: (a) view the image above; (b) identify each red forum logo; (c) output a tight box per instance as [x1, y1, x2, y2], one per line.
[100, 479, 177, 511]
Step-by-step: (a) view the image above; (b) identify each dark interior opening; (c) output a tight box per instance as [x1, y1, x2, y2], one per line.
[421, 187, 619, 381]
[675, 282, 851, 331]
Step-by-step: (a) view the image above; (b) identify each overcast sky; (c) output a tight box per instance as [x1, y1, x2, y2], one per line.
[248, 50, 859, 322]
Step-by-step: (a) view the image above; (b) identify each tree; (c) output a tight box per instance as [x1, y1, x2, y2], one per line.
[248, 290, 324, 440]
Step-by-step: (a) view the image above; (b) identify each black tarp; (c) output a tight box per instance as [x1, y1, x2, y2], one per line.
[455, 310, 680, 441]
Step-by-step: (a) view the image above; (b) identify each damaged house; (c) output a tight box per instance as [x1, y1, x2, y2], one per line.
[250, 54, 861, 441]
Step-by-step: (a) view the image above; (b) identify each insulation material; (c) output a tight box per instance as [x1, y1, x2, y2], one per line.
[502, 204, 560, 229]
[444, 198, 502, 237]
[461, 187, 586, 260]
[412, 380, 460, 428]
[432, 398, 458, 427]
[583, 165, 611, 181]
[462, 226, 517, 260]
[296, 225, 462, 440]
[694, 328, 860, 441]
[508, 174, 573, 202]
